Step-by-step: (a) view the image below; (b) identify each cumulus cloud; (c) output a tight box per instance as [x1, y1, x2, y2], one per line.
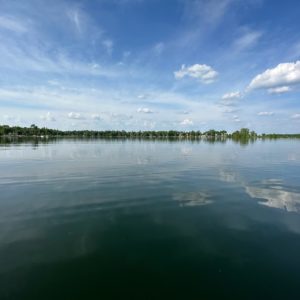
[137, 107, 154, 113]
[268, 86, 291, 94]
[180, 118, 193, 125]
[222, 91, 241, 100]
[174, 64, 218, 84]
[248, 61, 300, 90]
[40, 112, 56, 121]
[68, 112, 84, 119]
[257, 111, 274, 116]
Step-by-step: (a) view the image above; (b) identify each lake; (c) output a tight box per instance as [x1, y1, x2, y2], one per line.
[0, 138, 300, 299]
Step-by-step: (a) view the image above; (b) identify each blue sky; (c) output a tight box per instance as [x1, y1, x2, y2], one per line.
[0, 0, 300, 133]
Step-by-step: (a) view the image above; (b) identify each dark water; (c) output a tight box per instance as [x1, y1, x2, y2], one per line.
[0, 139, 300, 299]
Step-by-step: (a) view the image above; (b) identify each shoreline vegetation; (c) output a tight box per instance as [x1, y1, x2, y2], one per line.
[1, 124, 300, 140]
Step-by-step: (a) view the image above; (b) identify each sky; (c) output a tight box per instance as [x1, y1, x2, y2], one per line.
[0, 0, 300, 133]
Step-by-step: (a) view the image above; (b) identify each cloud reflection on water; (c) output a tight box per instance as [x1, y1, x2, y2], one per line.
[173, 191, 212, 207]
[220, 169, 300, 213]
[245, 185, 300, 213]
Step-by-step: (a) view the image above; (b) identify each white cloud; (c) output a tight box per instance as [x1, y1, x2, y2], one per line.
[0, 11, 118, 79]
[123, 51, 131, 59]
[219, 100, 237, 107]
[248, 61, 300, 90]
[109, 113, 133, 121]
[137, 94, 148, 99]
[137, 107, 154, 113]
[68, 112, 84, 120]
[48, 80, 60, 86]
[0, 39, 119, 77]
[3, 115, 15, 121]
[153, 42, 164, 55]
[183, 0, 234, 25]
[220, 91, 241, 107]
[0, 84, 227, 131]
[91, 114, 101, 120]
[102, 39, 114, 55]
[233, 30, 262, 51]
[40, 112, 56, 121]
[181, 111, 190, 115]
[1, 114, 22, 124]
[66, 7, 84, 34]
[174, 64, 218, 84]
[257, 111, 274, 116]
[233, 115, 240, 122]
[180, 118, 193, 125]
[143, 120, 156, 129]
[222, 91, 241, 100]
[268, 86, 291, 94]
[0, 16, 28, 33]
[291, 113, 300, 119]
[223, 107, 239, 114]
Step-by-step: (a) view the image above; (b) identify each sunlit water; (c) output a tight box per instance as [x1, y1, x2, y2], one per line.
[0, 138, 300, 299]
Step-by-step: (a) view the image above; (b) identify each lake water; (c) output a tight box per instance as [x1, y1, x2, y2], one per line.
[0, 138, 300, 299]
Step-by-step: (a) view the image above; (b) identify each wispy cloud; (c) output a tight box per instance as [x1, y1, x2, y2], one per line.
[102, 39, 114, 56]
[291, 113, 300, 119]
[0, 15, 29, 33]
[222, 107, 239, 114]
[233, 30, 263, 52]
[182, 0, 235, 25]
[137, 107, 154, 113]
[40, 112, 56, 121]
[91, 114, 101, 120]
[222, 91, 241, 100]
[153, 42, 165, 55]
[180, 118, 193, 125]
[137, 94, 148, 99]
[257, 111, 274, 116]
[67, 7, 83, 34]
[0, 38, 121, 77]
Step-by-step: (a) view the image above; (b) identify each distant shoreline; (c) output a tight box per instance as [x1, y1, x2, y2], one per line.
[1, 124, 300, 139]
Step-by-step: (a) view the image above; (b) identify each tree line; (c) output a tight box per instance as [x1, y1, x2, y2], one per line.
[0, 124, 299, 139]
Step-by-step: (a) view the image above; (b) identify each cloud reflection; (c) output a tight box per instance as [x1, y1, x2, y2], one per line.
[220, 169, 300, 213]
[173, 191, 212, 207]
[245, 185, 300, 213]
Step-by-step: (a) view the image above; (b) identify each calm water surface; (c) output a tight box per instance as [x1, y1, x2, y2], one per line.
[0, 139, 300, 299]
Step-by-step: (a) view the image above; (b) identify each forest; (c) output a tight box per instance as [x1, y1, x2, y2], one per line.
[1, 124, 300, 139]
